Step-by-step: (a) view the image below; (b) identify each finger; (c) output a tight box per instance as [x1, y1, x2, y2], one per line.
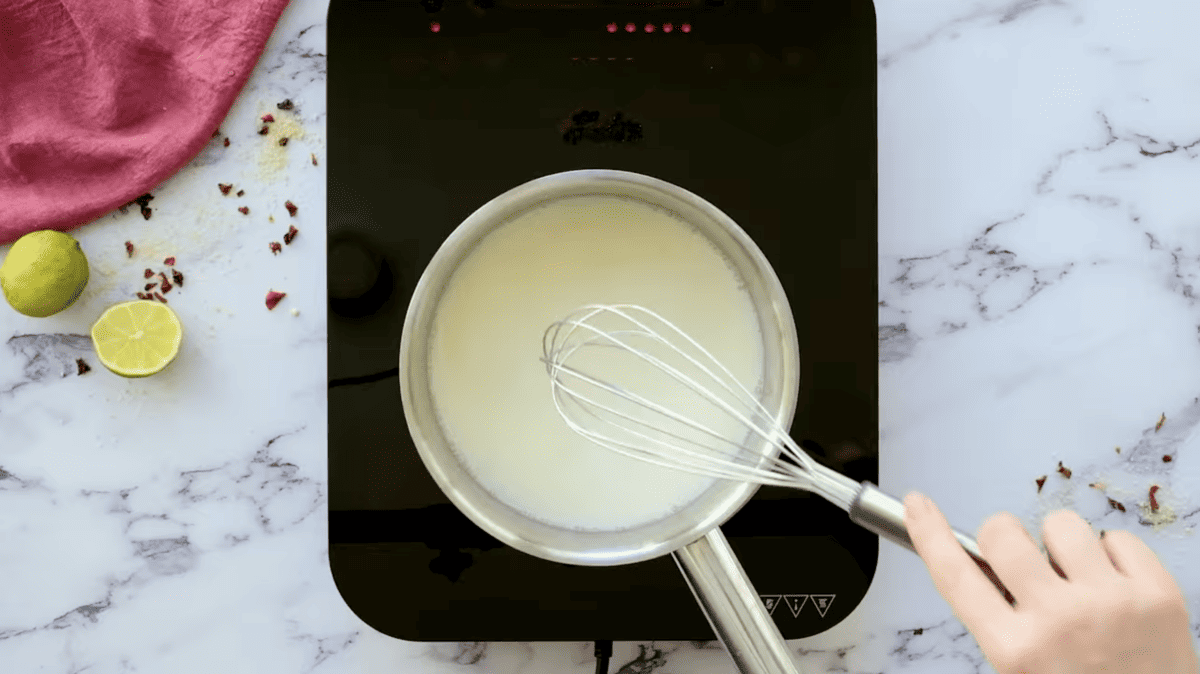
[904, 492, 1014, 640]
[974, 511, 1064, 605]
[1101, 529, 1189, 600]
[1040, 510, 1117, 582]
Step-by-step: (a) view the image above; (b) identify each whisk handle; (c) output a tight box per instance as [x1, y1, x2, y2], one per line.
[849, 482, 1016, 605]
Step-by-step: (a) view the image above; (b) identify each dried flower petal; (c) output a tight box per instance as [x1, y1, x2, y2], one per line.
[1035, 476, 1046, 493]
[133, 193, 154, 207]
[224, 138, 230, 147]
[277, 99, 294, 110]
[1056, 461, 1071, 479]
[1163, 454, 1173, 463]
[161, 279, 172, 294]
[1107, 497, 1125, 512]
[219, 183, 233, 195]
[172, 270, 184, 287]
[239, 206, 250, 215]
[140, 206, 152, 220]
[285, 200, 298, 217]
[76, 358, 91, 375]
[144, 268, 155, 279]
[212, 128, 221, 138]
[153, 292, 167, 304]
[283, 225, 298, 244]
[136, 292, 152, 300]
[164, 256, 175, 266]
[258, 125, 270, 135]
[1155, 413, 1166, 432]
[265, 290, 286, 310]
[261, 114, 275, 123]
[269, 241, 282, 255]
[125, 241, 135, 257]
[144, 282, 157, 291]
[236, 190, 244, 197]
[311, 153, 318, 166]
[278, 137, 289, 146]
[1149, 485, 1160, 513]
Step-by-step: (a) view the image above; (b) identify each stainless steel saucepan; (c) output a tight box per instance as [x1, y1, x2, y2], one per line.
[399, 169, 803, 674]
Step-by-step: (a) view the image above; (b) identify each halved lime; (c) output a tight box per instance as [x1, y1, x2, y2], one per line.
[90, 301, 183, 378]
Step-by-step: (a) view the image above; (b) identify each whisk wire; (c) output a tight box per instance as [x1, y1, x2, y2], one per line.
[548, 363, 808, 487]
[542, 304, 826, 490]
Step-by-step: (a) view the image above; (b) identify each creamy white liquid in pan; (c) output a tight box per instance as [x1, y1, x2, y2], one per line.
[428, 194, 765, 532]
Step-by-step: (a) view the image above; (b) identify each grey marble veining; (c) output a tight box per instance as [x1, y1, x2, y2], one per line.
[1, 0, 1198, 672]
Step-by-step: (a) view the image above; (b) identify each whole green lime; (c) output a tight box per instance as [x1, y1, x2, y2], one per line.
[1, 230, 90, 318]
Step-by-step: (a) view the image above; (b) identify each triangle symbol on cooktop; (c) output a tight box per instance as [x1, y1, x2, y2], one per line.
[783, 595, 808, 618]
[760, 595, 783, 616]
[810, 594, 836, 618]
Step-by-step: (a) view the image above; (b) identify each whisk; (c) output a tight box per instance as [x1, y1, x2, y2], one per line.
[542, 304, 1014, 604]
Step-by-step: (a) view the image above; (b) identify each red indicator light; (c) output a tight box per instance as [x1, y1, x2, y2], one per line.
[625, 22, 636, 33]
[644, 23, 655, 33]
[430, 22, 441, 33]
[681, 23, 691, 33]
[663, 23, 674, 33]
[607, 22, 617, 33]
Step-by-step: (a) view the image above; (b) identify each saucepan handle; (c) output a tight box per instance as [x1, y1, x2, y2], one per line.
[848, 481, 1016, 604]
[672, 527, 803, 674]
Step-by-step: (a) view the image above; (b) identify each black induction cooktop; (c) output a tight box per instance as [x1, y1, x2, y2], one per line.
[328, 0, 878, 643]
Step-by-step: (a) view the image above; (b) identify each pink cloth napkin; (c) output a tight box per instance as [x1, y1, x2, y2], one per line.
[0, 0, 292, 246]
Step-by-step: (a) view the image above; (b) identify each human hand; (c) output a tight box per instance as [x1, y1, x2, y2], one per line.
[904, 491, 1199, 674]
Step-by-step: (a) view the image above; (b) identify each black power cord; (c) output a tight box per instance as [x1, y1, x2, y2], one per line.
[594, 640, 613, 674]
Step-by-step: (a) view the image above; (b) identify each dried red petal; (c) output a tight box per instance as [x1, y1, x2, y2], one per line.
[236, 190, 244, 197]
[144, 282, 157, 291]
[140, 206, 152, 220]
[261, 114, 275, 123]
[153, 292, 167, 304]
[1056, 461, 1071, 479]
[1035, 476, 1046, 493]
[278, 137, 289, 146]
[164, 256, 176, 266]
[258, 125, 270, 135]
[218, 183, 233, 195]
[265, 290, 286, 310]
[161, 279, 172, 294]
[1107, 497, 1125, 512]
[1163, 454, 1173, 463]
[124, 241, 135, 257]
[269, 241, 282, 255]
[238, 206, 250, 215]
[144, 268, 155, 279]
[224, 138, 230, 147]
[212, 128, 221, 138]
[283, 225, 298, 244]
[172, 270, 184, 287]
[1149, 485, 1160, 513]
[284, 200, 298, 217]
[311, 153, 318, 166]
[76, 358, 91, 375]
[133, 193, 154, 207]
[136, 292, 152, 300]
[277, 99, 294, 110]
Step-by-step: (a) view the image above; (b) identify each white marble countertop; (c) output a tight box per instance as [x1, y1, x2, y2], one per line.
[2, 0, 1198, 672]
